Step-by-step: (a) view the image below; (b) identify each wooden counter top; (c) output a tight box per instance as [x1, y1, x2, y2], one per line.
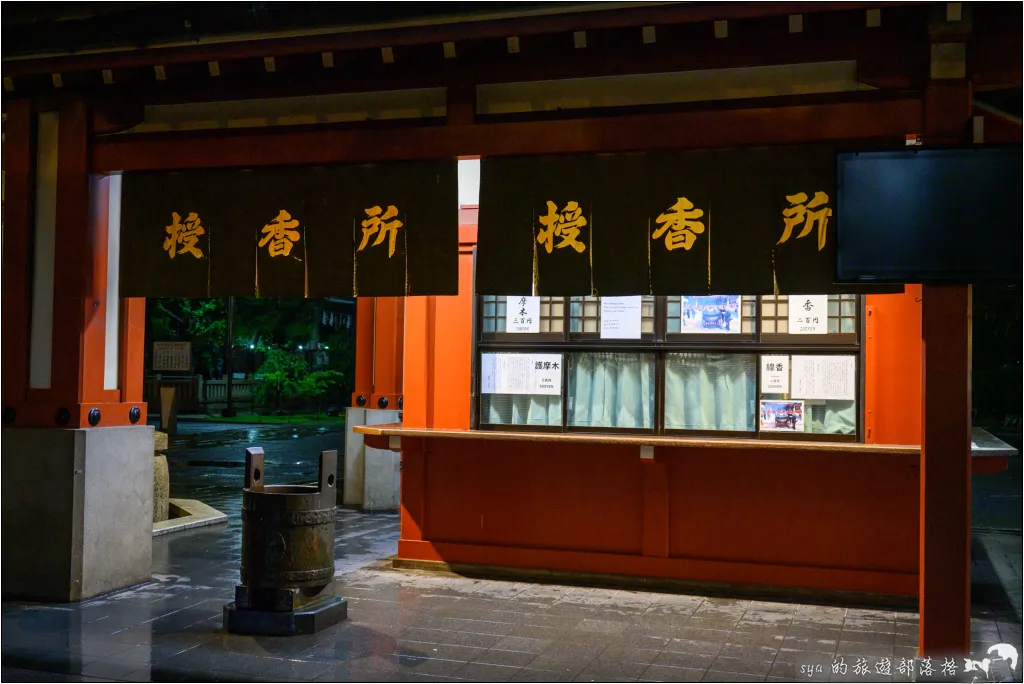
[354, 423, 921, 455]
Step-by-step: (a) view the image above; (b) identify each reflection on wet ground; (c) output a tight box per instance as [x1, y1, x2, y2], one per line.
[163, 422, 349, 515]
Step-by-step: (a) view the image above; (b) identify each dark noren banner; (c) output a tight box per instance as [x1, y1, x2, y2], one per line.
[119, 160, 458, 299]
[477, 147, 903, 296]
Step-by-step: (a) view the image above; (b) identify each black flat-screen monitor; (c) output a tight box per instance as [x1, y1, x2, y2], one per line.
[836, 147, 1022, 283]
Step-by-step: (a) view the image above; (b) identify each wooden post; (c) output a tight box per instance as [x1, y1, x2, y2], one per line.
[920, 285, 972, 654]
[369, 297, 403, 411]
[919, 5, 973, 656]
[1, 101, 34, 421]
[351, 297, 375, 407]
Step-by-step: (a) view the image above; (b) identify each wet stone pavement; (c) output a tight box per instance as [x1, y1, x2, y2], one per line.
[2, 422, 1022, 683]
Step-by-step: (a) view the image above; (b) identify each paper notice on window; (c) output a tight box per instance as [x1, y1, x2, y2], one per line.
[788, 295, 828, 335]
[791, 355, 856, 400]
[600, 296, 642, 339]
[761, 355, 790, 394]
[506, 296, 540, 334]
[480, 353, 562, 395]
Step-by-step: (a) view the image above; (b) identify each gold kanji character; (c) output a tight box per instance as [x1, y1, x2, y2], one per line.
[259, 210, 301, 257]
[652, 198, 705, 251]
[358, 205, 404, 258]
[537, 200, 587, 254]
[163, 212, 205, 259]
[778, 191, 831, 251]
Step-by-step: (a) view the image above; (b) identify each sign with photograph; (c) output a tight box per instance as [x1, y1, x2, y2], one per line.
[480, 353, 562, 395]
[788, 295, 828, 334]
[506, 296, 540, 334]
[761, 355, 790, 394]
[675, 295, 742, 333]
[791, 355, 856, 400]
[760, 399, 805, 432]
[600, 296, 642, 339]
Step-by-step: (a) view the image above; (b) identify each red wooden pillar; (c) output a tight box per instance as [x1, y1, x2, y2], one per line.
[919, 9, 973, 655]
[920, 285, 972, 654]
[11, 100, 147, 429]
[351, 297, 375, 407]
[369, 297, 404, 411]
[1, 101, 34, 420]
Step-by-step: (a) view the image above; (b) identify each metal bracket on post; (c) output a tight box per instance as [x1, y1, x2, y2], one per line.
[245, 447, 265, 491]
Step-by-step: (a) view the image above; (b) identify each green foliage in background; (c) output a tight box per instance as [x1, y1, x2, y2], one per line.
[252, 348, 344, 414]
[147, 299, 226, 376]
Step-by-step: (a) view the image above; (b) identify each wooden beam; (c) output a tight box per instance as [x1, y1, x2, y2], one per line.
[93, 93, 922, 172]
[1, 2, 915, 78]
[3, 8, 941, 108]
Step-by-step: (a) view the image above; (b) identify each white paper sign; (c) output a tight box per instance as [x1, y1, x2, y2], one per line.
[480, 353, 562, 395]
[761, 355, 790, 394]
[600, 296, 642, 339]
[791, 355, 856, 400]
[788, 295, 828, 335]
[506, 296, 540, 334]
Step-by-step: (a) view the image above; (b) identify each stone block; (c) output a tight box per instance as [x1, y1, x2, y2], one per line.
[2, 425, 154, 601]
[154, 430, 169, 453]
[153, 454, 170, 523]
[344, 408, 400, 508]
[364, 447, 400, 513]
[343, 407, 365, 506]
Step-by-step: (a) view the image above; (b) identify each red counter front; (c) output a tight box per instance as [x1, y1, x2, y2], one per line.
[358, 427, 921, 596]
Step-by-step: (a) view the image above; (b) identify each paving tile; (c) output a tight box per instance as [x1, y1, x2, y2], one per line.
[620, 633, 673, 651]
[597, 647, 661, 665]
[491, 636, 552, 654]
[510, 667, 578, 682]
[835, 639, 895, 658]
[675, 628, 731, 644]
[663, 638, 726, 656]
[395, 654, 467, 677]
[639, 664, 706, 682]
[577, 658, 650, 680]
[451, 661, 522, 682]
[440, 632, 506, 649]
[685, 617, 741, 631]
[524, 653, 589, 676]
[314, 664, 394, 682]
[726, 631, 786, 648]
[710, 655, 774, 676]
[701, 669, 766, 682]
[650, 651, 716, 670]
[265, 658, 335, 680]
[719, 643, 779, 661]
[472, 649, 539, 668]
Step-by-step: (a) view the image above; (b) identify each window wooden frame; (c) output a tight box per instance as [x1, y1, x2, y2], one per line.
[473, 293, 864, 441]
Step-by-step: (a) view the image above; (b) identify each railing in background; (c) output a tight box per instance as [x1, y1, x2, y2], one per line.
[144, 377, 200, 415]
[201, 379, 257, 410]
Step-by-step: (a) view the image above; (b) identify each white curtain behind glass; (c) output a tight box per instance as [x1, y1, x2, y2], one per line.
[482, 394, 561, 426]
[811, 401, 856, 434]
[569, 353, 654, 428]
[664, 353, 755, 431]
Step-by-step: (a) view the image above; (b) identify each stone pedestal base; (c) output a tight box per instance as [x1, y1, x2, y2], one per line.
[1, 426, 154, 601]
[344, 407, 401, 510]
[223, 596, 348, 636]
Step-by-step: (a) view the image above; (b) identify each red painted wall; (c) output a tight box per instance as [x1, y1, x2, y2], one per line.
[424, 438, 644, 554]
[866, 287, 923, 446]
[401, 438, 919, 595]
